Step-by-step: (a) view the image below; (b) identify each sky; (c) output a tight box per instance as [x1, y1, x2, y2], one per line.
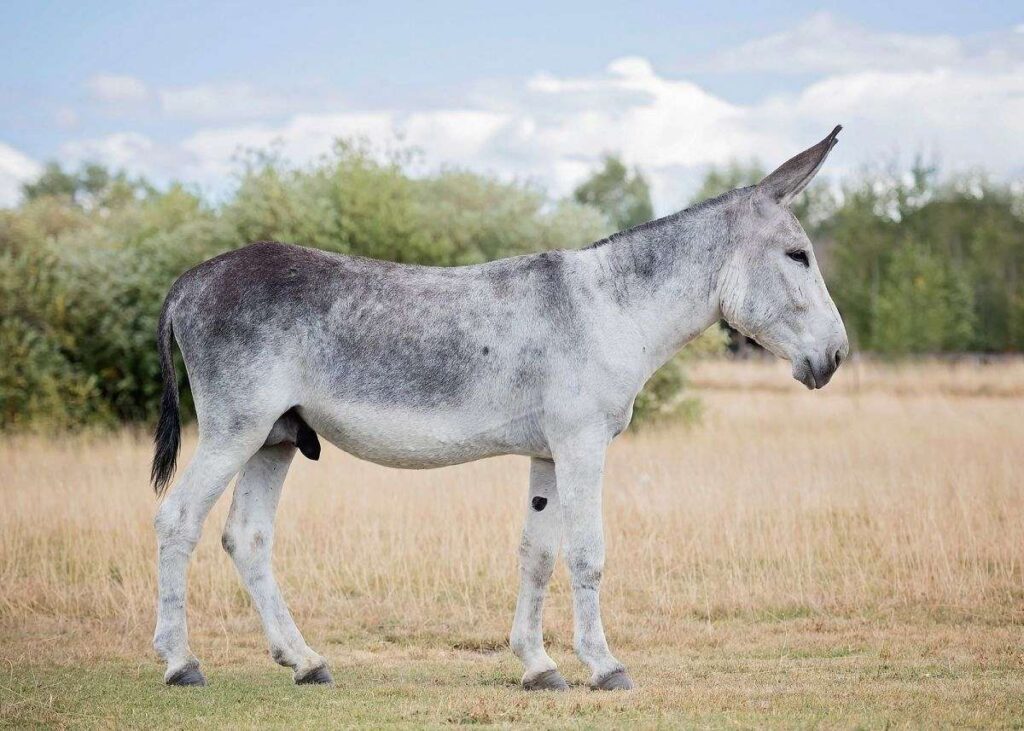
[1, 1, 1022, 211]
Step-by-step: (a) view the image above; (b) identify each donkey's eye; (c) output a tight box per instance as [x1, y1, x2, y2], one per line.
[787, 250, 810, 267]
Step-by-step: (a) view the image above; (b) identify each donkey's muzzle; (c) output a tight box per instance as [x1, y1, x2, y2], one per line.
[797, 340, 848, 390]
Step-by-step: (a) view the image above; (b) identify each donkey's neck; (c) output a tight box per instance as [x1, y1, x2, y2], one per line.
[578, 192, 739, 378]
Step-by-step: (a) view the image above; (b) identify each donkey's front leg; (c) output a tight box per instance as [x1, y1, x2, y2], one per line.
[510, 458, 568, 691]
[553, 433, 633, 690]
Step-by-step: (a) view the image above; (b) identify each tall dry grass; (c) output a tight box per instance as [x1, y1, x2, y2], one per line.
[690, 353, 1024, 398]
[1, 359, 1022, 665]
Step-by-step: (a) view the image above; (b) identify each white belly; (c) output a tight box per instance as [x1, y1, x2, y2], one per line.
[300, 401, 549, 469]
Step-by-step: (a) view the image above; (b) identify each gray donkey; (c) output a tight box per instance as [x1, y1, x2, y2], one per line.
[151, 126, 848, 690]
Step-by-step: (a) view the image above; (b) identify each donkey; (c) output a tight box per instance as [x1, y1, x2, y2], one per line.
[150, 126, 849, 690]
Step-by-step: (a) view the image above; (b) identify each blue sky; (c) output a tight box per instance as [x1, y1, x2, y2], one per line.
[2, 1, 1022, 209]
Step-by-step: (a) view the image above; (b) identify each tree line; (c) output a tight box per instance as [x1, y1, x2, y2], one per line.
[1, 143, 1020, 430]
[693, 160, 1024, 354]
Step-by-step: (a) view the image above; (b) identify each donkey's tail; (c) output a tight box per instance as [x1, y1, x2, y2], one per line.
[151, 297, 181, 496]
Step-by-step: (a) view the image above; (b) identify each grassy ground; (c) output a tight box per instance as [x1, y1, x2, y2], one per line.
[6, 620, 1023, 728]
[2, 358, 1023, 728]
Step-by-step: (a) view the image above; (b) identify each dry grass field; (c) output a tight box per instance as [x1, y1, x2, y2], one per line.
[2, 358, 1023, 728]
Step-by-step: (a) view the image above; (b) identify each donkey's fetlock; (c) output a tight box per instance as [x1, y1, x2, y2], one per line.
[270, 645, 294, 668]
[152, 629, 178, 661]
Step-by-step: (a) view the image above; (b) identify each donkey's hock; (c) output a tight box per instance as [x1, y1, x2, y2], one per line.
[149, 126, 848, 690]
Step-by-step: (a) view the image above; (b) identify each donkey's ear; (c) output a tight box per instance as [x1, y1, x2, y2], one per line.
[758, 125, 841, 206]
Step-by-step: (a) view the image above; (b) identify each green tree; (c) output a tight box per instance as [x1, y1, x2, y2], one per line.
[22, 161, 153, 211]
[691, 161, 765, 202]
[0, 247, 111, 428]
[820, 165, 1024, 353]
[631, 326, 728, 426]
[871, 243, 975, 353]
[0, 148, 614, 430]
[691, 160, 836, 224]
[573, 155, 654, 231]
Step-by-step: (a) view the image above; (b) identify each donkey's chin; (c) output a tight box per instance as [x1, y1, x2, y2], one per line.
[792, 356, 837, 390]
[792, 357, 820, 390]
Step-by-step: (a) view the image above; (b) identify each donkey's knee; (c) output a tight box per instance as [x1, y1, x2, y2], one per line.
[567, 552, 604, 593]
[519, 543, 557, 589]
[220, 523, 270, 565]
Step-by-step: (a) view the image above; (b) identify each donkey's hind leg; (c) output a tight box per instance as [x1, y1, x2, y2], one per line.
[153, 427, 268, 686]
[510, 458, 569, 691]
[221, 442, 332, 684]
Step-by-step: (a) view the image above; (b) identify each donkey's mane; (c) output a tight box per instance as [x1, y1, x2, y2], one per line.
[582, 186, 752, 251]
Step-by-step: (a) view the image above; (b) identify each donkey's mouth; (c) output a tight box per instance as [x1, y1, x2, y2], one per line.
[794, 355, 840, 390]
[794, 357, 818, 390]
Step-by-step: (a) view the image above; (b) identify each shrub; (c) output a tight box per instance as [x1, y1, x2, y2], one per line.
[631, 326, 729, 427]
[8, 144, 713, 431]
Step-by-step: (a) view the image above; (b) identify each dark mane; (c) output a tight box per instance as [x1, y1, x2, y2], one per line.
[582, 186, 753, 250]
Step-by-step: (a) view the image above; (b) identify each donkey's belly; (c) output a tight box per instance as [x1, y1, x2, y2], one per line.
[299, 402, 549, 469]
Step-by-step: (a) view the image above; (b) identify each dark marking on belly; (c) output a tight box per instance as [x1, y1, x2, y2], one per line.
[532, 496, 548, 512]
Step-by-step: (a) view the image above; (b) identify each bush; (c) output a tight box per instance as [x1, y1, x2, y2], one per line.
[818, 165, 1024, 353]
[10, 146, 716, 431]
[631, 326, 729, 426]
[0, 248, 110, 428]
[871, 244, 975, 354]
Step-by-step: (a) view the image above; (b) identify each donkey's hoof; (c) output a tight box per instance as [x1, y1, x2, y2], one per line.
[591, 669, 633, 691]
[523, 669, 569, 691]
[295, 664, 334, 685]
[166, 662, 207, 687]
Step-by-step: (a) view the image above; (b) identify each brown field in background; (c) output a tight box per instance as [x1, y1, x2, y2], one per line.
[2, 357, 1023, 727]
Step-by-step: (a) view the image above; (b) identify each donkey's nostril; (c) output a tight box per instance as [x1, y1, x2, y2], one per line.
[834, 350, 843, 368]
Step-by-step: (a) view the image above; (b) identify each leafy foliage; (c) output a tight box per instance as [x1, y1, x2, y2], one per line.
[7, 143, 1016, 434]
[0, 247, 111, 428]
[818, 164, 1024, 353]
[631, 327, 730, 427]
[573, 155, 654, 231]
[3, 144, 717, 430]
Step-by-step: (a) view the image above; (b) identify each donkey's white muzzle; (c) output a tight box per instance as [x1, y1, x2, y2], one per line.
[793, 337, 849, 390]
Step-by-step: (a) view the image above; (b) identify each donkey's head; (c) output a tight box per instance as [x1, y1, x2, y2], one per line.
[719, 126, 849, 389]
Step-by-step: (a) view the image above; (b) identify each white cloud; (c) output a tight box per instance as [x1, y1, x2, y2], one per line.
[60, 132, 181, 181]
[703, 12, 1024, 76]
[160, 83, 314, 121]
[706, 12, 964, 74]
[85, 74, 150, 103]
[54, 18, 1024, 212]
[0, 143, 41, 208]
[160, 56, 776, 207]
[180, 112, 397, 179]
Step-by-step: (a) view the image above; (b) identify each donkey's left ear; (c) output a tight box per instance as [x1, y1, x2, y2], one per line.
[758, 125, 841, 206]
